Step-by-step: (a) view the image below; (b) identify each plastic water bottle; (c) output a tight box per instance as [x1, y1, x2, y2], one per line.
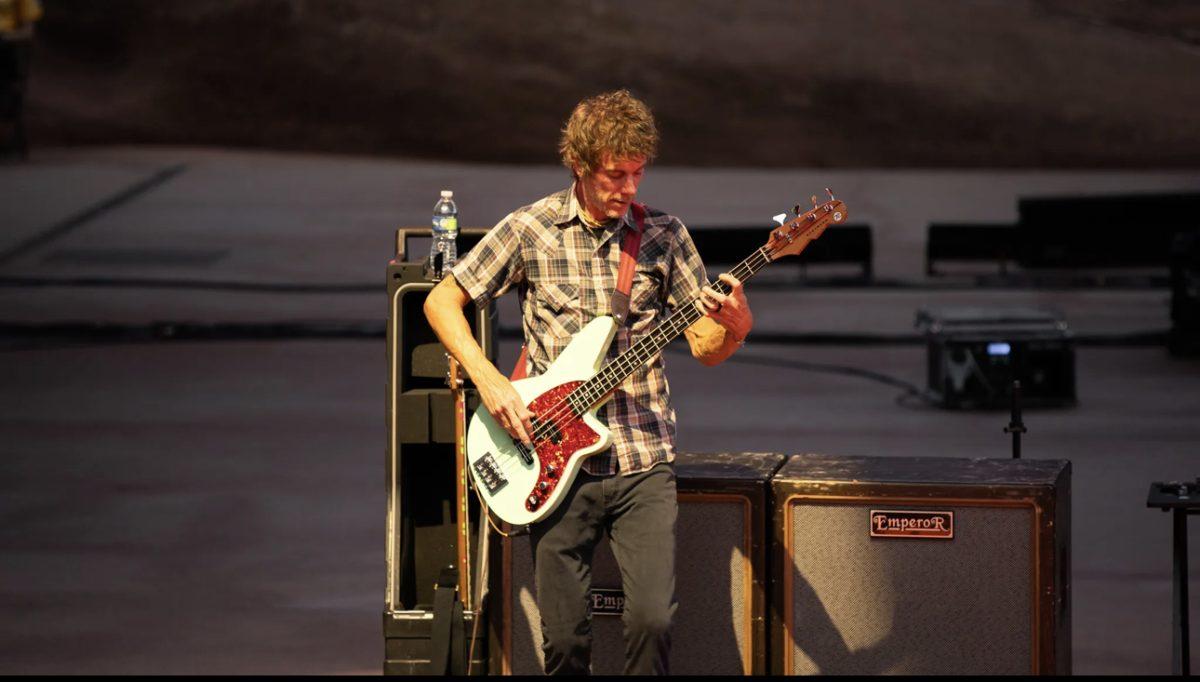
[428, 189, 458, 280]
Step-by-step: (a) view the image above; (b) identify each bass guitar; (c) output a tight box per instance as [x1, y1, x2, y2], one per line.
[467, 192, 848, 526]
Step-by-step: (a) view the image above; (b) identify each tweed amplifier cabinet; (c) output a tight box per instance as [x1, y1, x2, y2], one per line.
[772, 454, 1070, 675]
[492, 451, 786, 675]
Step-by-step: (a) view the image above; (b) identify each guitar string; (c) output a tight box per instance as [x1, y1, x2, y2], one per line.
[481, 249, 772, 484]
[525, 246, 771, 443]
[527, 208, 833, 439]
[559, 250, 764, 409]
[524, 247, 769, 442]
[476, 207, 837, 506]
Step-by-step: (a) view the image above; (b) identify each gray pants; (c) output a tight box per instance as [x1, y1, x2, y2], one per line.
[529, 463, 678, 675]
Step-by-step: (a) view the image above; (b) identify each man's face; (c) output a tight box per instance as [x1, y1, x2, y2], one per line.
[575, 154, 646, 222]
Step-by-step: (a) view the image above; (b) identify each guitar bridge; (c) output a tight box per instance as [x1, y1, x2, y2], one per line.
[472, 452, 508, 495]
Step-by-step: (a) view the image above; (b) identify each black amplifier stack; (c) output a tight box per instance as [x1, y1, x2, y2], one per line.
[384, 228, 495, 675]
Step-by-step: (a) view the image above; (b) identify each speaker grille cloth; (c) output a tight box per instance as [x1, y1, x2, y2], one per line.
[508, 498, 749, 674]
[788, 503, 1032, 675]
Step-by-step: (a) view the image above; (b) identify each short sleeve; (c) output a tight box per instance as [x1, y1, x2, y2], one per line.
[449, 214, 525, 309]
[666, 220, 708, 310]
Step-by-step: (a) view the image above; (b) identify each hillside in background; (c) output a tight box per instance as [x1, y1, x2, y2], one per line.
[21, 0, 1200, 167]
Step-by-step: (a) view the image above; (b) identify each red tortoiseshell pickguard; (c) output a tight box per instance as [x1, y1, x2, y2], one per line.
[523, 381, 599, 512]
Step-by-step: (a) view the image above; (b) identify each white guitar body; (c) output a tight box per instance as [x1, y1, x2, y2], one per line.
[466, 316, 619, 526]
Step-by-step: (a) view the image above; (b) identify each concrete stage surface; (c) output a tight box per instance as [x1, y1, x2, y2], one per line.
[1, 148, 1198, 674]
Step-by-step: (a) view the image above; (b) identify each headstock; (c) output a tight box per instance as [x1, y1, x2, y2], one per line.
[764, 189, 848, 261]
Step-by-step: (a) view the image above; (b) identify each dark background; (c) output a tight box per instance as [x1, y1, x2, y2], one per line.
[23, 0, 1200, 167]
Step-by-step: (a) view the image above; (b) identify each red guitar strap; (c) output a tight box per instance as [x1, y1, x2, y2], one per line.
[509, 347, 529, 381]
[610, 202, 645, 327]
[509, 203, 645, 381]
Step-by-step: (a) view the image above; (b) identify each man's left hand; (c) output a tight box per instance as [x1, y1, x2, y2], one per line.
[699, 273, 753, 343]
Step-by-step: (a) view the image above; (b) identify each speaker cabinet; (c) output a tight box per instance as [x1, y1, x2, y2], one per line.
[492, 451, 785, 675]
[771, 455, 1070, 675]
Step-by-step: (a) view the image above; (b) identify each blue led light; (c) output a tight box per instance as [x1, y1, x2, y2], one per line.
[987, 342, 1011, 356]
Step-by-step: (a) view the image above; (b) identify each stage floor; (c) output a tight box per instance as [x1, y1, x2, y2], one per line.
[1, 147, 1198, 674]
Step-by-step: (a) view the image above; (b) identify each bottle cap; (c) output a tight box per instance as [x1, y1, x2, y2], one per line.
[440, 190, 453, 199]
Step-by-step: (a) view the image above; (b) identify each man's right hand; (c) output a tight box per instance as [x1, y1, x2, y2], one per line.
[423, 274, 534, 445]
[477, 368, 534, 445]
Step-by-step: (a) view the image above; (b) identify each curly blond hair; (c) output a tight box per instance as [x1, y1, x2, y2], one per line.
[559, 89, 659, 178]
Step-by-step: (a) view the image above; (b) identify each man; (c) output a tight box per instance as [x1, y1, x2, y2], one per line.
[423, 89, 752, 675]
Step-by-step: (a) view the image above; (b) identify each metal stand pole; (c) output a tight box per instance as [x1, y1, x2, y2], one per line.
[1004, 380, 1026, 459]
[1173, 507, 1191, 676]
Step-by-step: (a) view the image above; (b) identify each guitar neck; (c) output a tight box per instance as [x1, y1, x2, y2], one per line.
[567, 244, 774, 415]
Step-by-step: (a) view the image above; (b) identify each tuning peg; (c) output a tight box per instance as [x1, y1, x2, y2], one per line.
[772, 213, 787, 226]
[811, 195, 820, 208]
[826, 187, 836, 201]
[792, 204, 801, 217]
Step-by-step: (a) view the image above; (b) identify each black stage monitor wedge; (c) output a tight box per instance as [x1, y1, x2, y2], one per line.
[916, 306, 1076, 409]
[492, 451, 786, 676]
[771, 454, 1071, 676]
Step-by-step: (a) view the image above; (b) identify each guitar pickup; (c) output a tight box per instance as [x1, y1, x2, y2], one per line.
[473, 452, 508, 495]
[512, 439, 535, 465]
[529, 416, 563, 445]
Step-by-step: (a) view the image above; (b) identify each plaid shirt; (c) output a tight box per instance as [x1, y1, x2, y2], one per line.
[451, 184, 708, 476]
